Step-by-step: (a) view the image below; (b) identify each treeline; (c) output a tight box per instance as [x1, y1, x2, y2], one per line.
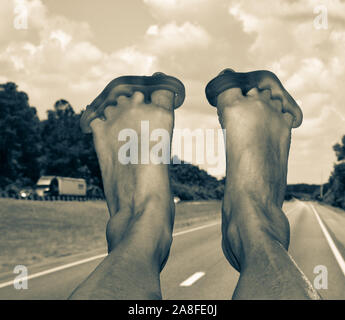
[0, 82, 224, 200]
[284, 183, 324, 200]
[285, 140, 345, 209]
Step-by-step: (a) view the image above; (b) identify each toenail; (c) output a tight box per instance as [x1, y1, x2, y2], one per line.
[260, 89, 271, 98]
[132, 91, 145, 103]
[271, 98, 283, 111]
[151, 89, 175, 108]
[152, 72, 166, 77]
[218, 68, 235, 76]
[246, 87, 259, 96]
[114, 95, 130, 107]
[283, 112, 294, 127]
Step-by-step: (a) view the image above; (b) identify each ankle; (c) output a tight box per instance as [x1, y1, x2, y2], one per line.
[226, 175, 286, 210]
[106, 195, 174, 267]
[222, 196, 290, 269]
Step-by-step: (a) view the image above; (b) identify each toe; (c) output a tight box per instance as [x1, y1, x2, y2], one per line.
[132, 91, 145, 104]
[89, 116, 106, 133]
[217, 87, 243, 107]
[260, 89, 272, 101]
[284, 93, 303, 128]
[218, 68, 236, 76]
[270, 97, 283, 112]
[117, 94, 131, 105]
[151, 89, 175, 110]
[152, 72, 167, 77]
[257, 72, 303, 128]
[246, 87, 259, 97]
[283, 112, 294, 128]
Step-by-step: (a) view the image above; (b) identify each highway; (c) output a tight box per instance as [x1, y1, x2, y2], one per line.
[0, 200, 344, 299]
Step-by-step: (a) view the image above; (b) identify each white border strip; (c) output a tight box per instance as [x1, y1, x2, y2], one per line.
[0, 220, 220, 289]
[309, 203, 345, 277]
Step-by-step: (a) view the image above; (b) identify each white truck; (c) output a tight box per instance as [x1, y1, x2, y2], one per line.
[35, 176, 87, 197]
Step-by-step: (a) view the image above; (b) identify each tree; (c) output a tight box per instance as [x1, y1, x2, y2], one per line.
[324, 135, 345, 208]
[0, 82, 41, 188]
[333, 136, 345, 161]
[40, 100, 103, 189]
[169, 158, 224, 200]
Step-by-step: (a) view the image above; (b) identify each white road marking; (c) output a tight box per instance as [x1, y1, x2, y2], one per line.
[173, 221, 220, 237]
[309, 203, 345, 277]
[0, 254, 107, 289]
[180, 272, 206, 287]
[0, 220, 220, 289]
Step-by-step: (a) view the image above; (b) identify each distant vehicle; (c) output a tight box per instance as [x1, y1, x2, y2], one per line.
[174, 196, 181, 204]
[35, 176, 87, 197]
[18, 187, 35, 199]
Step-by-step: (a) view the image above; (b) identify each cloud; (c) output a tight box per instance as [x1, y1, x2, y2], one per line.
[225, 0, 345, 183]
[229, 4, 259, 33]
[1, 0, 344, 182]
[145, 22, 211, 52]
[143, 0, 209, 17]
[0, 0, 157, 118]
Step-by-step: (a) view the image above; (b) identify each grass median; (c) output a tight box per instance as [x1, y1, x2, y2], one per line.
[0, 198, 221, 274]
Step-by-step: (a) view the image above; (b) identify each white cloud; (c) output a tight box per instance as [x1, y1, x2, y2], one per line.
[0, 1, 157, 118]
[49, 30, 72, 49]
[143, 0, 209, 14]
[229, 4, 259, 33]
[146, 24, 159, 35]
[224, 0, 345, 183]
[145, 22, 211, 52]
[1, 0, 344, 182]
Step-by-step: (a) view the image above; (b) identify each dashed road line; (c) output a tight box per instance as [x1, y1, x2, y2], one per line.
[180, 272, 206, 287]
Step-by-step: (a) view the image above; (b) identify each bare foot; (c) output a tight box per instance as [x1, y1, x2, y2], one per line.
[70, 73, 185, 299]
[207, 69, 320, 299]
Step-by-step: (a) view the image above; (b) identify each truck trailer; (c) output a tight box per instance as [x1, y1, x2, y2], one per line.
[35, 176, 87, 197]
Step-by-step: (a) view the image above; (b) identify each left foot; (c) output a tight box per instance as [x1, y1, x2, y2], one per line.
[70, 73, 185, 299]
[84, 73, 184, 257]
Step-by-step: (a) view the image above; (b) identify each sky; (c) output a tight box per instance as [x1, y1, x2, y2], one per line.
[1, 0, 345, 183]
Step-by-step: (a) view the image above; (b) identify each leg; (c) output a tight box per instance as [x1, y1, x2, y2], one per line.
[209, 70, 321, 299]
[69, 74, 182, 299]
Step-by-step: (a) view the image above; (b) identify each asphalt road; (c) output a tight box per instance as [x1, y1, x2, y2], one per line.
[0, 200, 344, 299]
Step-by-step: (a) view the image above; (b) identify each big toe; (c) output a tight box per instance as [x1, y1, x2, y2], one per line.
[257, 71, 303, 128]
[218, 68, 236, 76]
[151, 89, 175, 110]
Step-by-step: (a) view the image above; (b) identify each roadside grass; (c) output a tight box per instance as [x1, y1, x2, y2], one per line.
[0, 199, 221, 273]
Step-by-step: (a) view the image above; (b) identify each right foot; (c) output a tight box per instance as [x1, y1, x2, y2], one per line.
[215, 72, 296, 271]
[208, 69, 320, 299]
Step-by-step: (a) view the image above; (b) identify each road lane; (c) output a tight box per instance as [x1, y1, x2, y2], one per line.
[0, 200, 344, 299]
[161, 222, 238, 299]
[287, 201, 345, 299]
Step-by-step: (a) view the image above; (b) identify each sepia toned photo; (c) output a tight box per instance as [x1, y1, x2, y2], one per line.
[0, 0, 344, 308]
